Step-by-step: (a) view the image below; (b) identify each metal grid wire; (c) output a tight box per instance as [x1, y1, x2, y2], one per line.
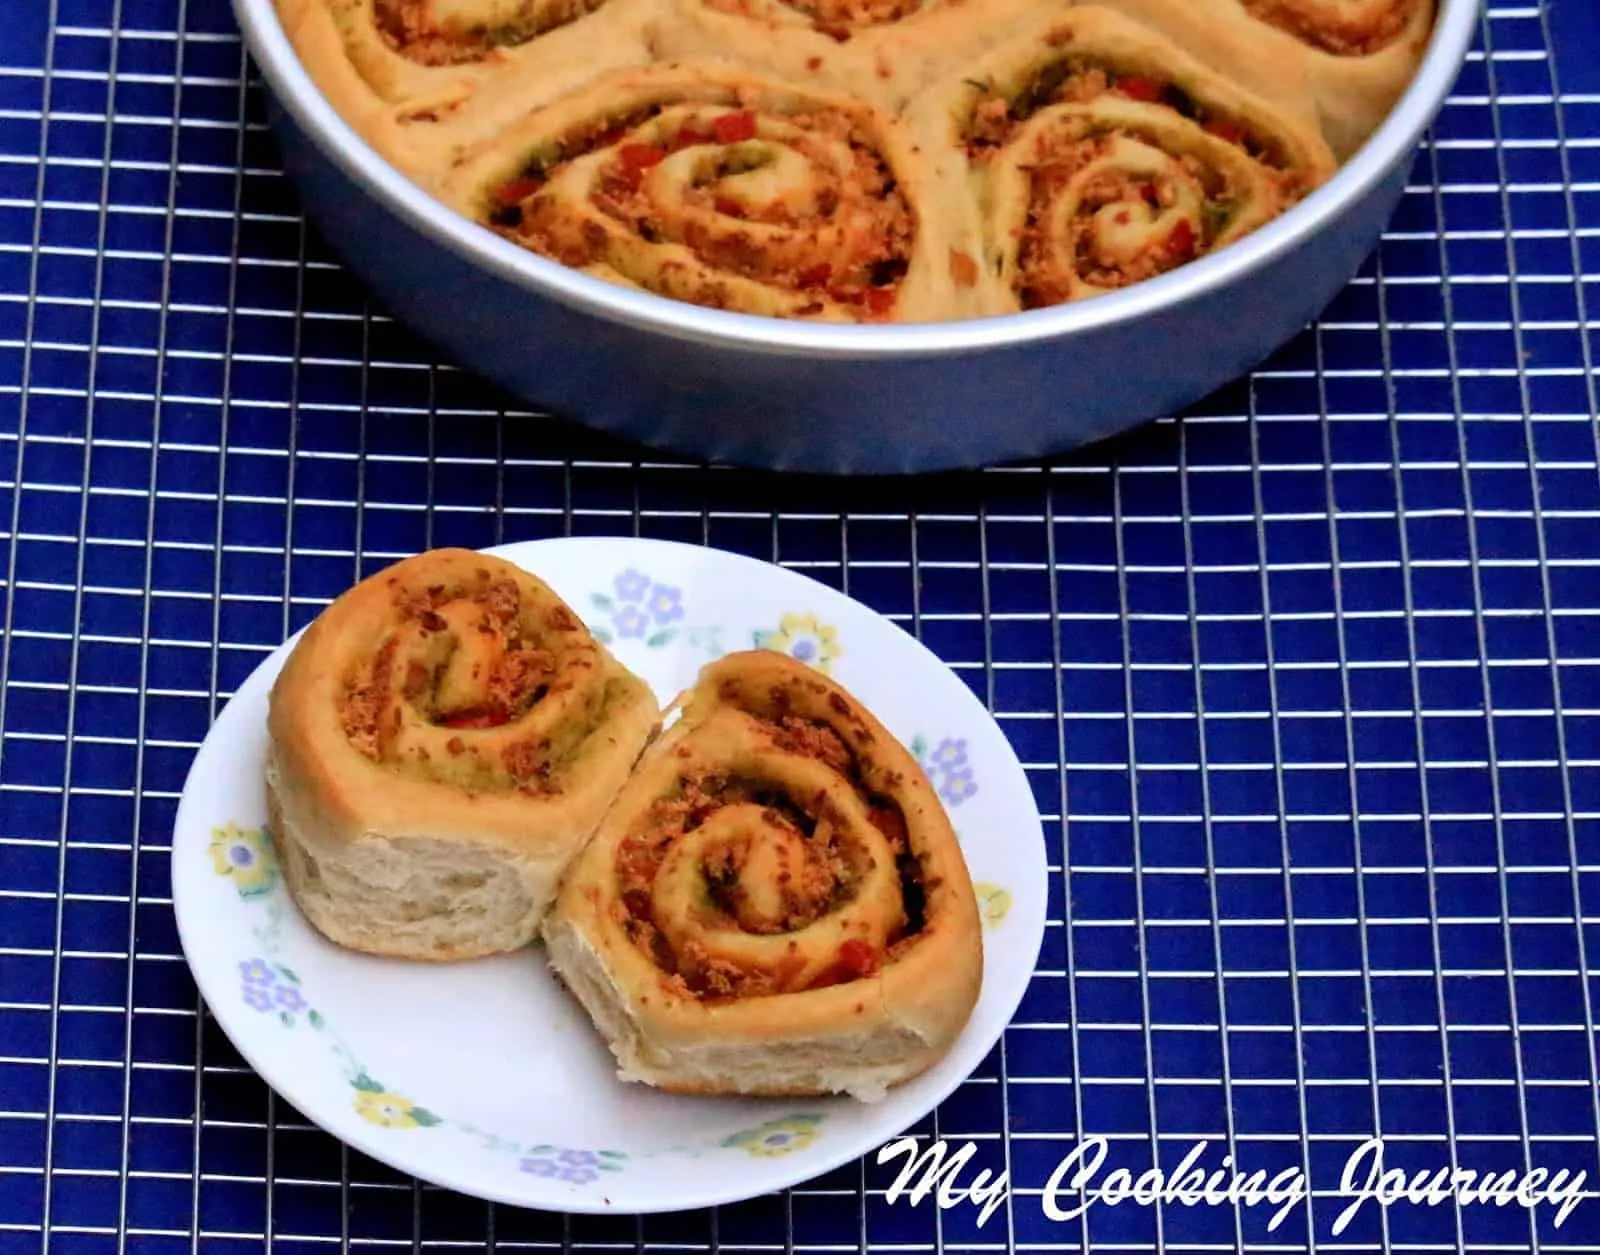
[3, 0, 1600, 1250]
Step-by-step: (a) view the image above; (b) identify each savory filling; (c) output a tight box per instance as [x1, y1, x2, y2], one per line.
[703, 0, 922, 40]
[484, 102, 916, 320]
[612, 716, 928, 1000]
[373, 0, 607, 66]
[966, 59, 1276, 166]
[966, 56, 1299, 307]
[1241, 0, 1417, 57]
[1015, 122, 1260, 306]
[338, 573, 590, 792]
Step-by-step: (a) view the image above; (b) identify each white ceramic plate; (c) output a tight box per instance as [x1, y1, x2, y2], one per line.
[170, 537, 1048, 1214]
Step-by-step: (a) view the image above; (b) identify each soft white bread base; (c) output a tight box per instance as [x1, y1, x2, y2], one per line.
[542, 910, 936, 1103]
[266, 749, 567, 961]
[263, 548, 661, 963]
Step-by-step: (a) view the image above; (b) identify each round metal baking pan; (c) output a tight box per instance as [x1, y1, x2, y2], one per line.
[231, 0, 1482, 475]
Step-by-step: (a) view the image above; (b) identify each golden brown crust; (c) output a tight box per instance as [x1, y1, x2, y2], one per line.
[274, 0, 662, 183]
[643, 0, 970, 113]
[435, 61, 994, 323]
[1058, 0, 1323, 130]
[1242, 0, 1419, 55]
[901, 5, 1338, 314]
[1083, 0, 1435, 159]
[266, 548, 661, 960]
[273, 0, 1435, 316]
[541, 650, 984, 1099]
[1256, 0, 1439, 160]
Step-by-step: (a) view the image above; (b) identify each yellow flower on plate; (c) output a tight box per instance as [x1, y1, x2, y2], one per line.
[207, 824, 277, 898]
[354, 1089, 421, 1129]
[755, 613, 841, 674]
[975, 883, 1012, 929]
[722, 1115, 823, 1158]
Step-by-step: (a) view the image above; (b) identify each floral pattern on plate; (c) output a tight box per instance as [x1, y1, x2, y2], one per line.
[755, 612, 841, 674]
[519, 1147, 626, 1182]
[974, 884, 1013, 928]
[721, 1115, 824, 1158]
[354, 1083, 441, 1130]
[238, 956, 313, 1025]
[208, 823, 277, 897]
[203, 822, 824, 1174]
[590, 568, 722, 654]
[909, 734, 978, 807]
[172, 536, 1049, 1213]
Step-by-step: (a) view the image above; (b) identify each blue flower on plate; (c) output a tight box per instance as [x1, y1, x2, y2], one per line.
[913, 736, 978, 807]
[592, 570, 699, 650]
[614, 570, 651, 603]
[240, 959, 274, 985]
[244, 985, 274, 1012]
[276, 986, 307, 1013]
[520, 1149, 603, 1183]
[615, 604, 650, 639]
[939, 768, 978, 805]
[647, 584, 684, 626]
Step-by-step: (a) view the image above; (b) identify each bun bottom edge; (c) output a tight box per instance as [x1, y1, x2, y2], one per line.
[262, 752, 546, 963]
[541, 913, 951, 1104]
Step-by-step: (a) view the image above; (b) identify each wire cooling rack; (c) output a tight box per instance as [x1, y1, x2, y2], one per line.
[4, 0, 1600, 1251]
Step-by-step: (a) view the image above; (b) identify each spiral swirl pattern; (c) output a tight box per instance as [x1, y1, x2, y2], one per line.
[282, 0, 1433, 320]
[265, 548, 660, 961]
[448, 65, 973, 321]
[610, 670, 930, 999]
[917, 8, 1337, 310]
[334, 551, 632, 794]
[275, 0, 657, 185]
[543, 649, 983, 1097]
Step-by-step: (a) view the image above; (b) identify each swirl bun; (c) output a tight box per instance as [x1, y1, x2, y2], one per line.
[271, 0, 661, 182]
[441, 61, 991, 322]
[905, 5, 1337, 311]
[542, 650, 983, 1101]
[1235, 0, 1437, 158]
[1243, 0, 1429, 54]
[276, 0, 1434, 318]
[265, 548, 661, 960]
